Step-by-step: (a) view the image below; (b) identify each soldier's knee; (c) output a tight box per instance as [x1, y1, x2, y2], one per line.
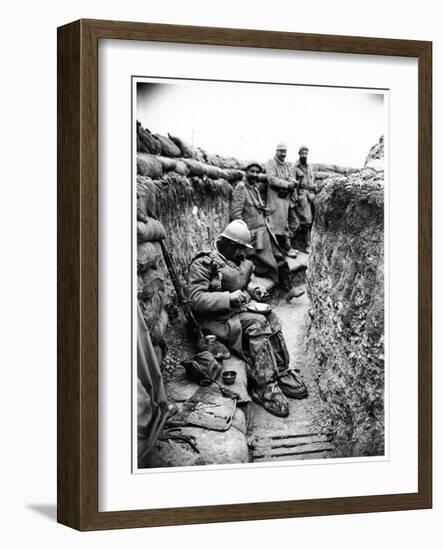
[244, 317, 272, 337]
[266, 311, 282, 333]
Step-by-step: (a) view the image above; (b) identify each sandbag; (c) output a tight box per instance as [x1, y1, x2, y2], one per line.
[205, 152, 238, 170]
[141, 292, 164, 328]
[155, 134, 182, 157]
[219, 156, 240, 170]
[174, 160, 190, 176]
[158, 156, 178, 172]
[224, 169, 244, 182]
[160, 172, 193, 196]
[311, 163, 358, 175]
[183, 158, 206, 177]
[150, 309, 169, 345]
[168, 133, 194, 158]
[313, 171, 333, 180]
[137, 122, 162, 155]
[193, 147, 207, 163]
[137, 241, 159, 274]
[141, 282, 165, 308]
[137, 153, 163, 179]
[203, 164, 227, 179]
[311, 163, 336, 173]
[331, 164, 359, 175]
[137, 218, 166, 243]
[136, 176, 157, 220]
[205, 152, 227, 168]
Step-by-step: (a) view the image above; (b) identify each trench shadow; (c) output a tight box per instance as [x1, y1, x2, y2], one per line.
[26, 503, 57, 522]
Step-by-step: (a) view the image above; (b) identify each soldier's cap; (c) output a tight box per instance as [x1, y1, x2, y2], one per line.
[220, 219, 253, 249]
[276, 142, 287, 150]
[244, 160, 263, 172]
[298, 145, 309, 153]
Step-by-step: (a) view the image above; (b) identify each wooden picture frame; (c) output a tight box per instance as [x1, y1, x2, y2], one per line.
[57, 19, 432, 530]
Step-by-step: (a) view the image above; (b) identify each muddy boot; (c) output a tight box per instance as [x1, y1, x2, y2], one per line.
[251, 382, 289, 417]
[277, 234, 298, 259]
[277, 370, 308, 399]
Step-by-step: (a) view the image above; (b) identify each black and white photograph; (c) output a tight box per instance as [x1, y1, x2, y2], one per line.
[135, 77, 386, 470]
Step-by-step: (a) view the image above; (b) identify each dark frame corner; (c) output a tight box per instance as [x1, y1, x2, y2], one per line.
[57, 19, 432, 531]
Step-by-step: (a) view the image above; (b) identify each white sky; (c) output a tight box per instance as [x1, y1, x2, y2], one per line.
[137, 79, 385, 168]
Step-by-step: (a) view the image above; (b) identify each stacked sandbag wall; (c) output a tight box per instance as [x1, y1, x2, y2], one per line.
[137, 122, 245, 309]
[311, 163, 360, 191]
[137, 176, 170, 366]
[306, 138, 385, 457]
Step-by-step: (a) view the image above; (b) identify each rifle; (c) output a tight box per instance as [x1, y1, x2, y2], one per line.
[158, 239, 206, 344]
[140, 206, 206, 342]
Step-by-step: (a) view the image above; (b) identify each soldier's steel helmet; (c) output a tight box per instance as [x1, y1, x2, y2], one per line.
[244, 160, 263, 172]
[220, 220, 253, 249]
[276, 142, 287, 150]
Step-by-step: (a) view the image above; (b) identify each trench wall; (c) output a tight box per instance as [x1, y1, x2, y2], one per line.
[306, 137, 385, 457]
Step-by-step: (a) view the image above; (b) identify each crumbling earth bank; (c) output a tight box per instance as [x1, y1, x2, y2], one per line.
[306, 138, 385, 457]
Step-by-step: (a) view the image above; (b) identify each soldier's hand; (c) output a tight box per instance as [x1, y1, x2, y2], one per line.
[229, 290, 248, 308]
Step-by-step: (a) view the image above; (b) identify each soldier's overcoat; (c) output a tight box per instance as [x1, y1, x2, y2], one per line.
[265, 156, 294, 236]
[230, 178, 280, 282]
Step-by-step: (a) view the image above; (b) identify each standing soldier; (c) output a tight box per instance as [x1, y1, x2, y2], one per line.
[231, 161, 287, 286]
[293, 145, 315, 191]
[187, 220, 308, 418]
[292, 145, 316, 253]
[265, 143, 299, 258]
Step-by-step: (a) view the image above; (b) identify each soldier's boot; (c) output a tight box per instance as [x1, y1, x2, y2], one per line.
[267, 315, 308, 400]
[277, 261, 294, 292]
[277, 370, 308, 399]
[251, 382, 289, 418]
[283, 235, 298, 258]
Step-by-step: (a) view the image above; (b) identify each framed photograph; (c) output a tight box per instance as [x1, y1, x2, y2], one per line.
[57, 19, 432, 530]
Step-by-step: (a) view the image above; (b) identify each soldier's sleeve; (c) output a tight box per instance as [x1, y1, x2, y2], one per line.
[266, 160, 290, 190]
[188, 257, 231, 314]
[306, 167, 317, 193]
[230, 182, 246, 221]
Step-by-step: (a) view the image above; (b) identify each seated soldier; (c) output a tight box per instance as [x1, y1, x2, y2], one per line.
[187, 219, 307, 418]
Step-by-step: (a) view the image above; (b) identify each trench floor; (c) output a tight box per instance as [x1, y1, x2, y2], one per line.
[249, 289, 334, 462]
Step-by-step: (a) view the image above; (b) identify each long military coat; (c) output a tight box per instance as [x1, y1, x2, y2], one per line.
[292, 160, 315, 191]
[230, 178, 280, 282]
[265, 156, 294, 236]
